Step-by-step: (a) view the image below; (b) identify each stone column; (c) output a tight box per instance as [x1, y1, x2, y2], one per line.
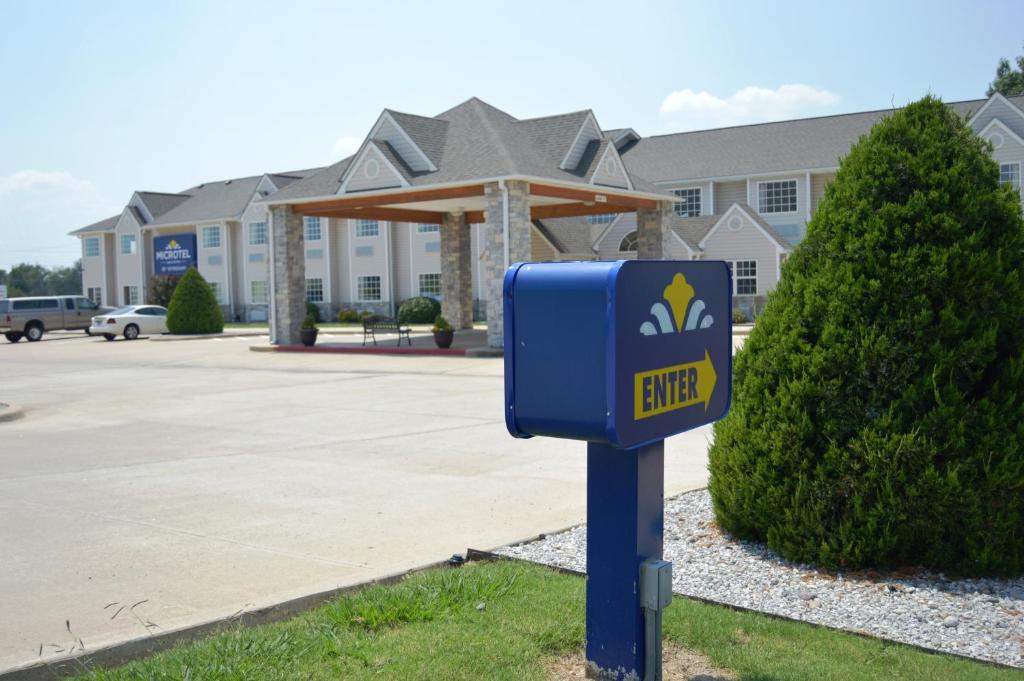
[636, 200, 674, 260]
[440, 212, 473, 330]
[483, 180, 531, 348]
[269, 205, 305, 345]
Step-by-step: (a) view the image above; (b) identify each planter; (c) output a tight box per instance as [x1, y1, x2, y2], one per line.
[300, 328, 319, 347]
[433, 330, 454, 349]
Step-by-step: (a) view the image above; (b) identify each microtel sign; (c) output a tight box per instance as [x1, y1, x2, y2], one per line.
[153, 234, 197, 275]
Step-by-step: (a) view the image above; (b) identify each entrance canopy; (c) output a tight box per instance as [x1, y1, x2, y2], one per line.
[258, 97, 677, 348]
[287, 180, 663, 224]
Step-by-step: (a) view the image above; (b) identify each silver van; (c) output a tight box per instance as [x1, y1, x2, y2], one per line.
[0, 296, 111, 343]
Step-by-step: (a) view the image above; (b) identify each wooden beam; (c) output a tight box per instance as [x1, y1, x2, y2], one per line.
[298, 206, 447, 224]
[531, 202, 635, 220]
[292, 184, 486, 214]
[465, 210, 485, 224]
[529, 183, 658, 209]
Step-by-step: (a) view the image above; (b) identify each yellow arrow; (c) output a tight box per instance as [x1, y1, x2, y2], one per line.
[633, 351, 718, 421]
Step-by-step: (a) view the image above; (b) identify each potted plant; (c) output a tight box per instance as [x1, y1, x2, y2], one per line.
[300, 313, 318, 347]
[432, 315, 454, 349]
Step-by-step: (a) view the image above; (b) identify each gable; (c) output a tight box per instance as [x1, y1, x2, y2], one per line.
[590, 144, 632, 189]
[969, 94, 1024, 142]
[978, 118, 1024, 163]
[341, 143, 409, 193]
[699, 204, 787, 253]
[369, 111, 436, 173]
[114, 207, 142, 234]
[561, 113, 602, 170]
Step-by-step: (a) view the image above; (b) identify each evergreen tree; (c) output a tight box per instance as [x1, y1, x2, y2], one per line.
[987, 46, 1024, 97]
[709, 96, 1024, 576]
[166, 268, 224, 334]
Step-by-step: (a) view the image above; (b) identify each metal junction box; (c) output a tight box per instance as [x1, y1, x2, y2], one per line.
[503, 260, 732, 450]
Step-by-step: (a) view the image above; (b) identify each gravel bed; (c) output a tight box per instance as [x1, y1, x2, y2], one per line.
[496, 488, 1024, 668]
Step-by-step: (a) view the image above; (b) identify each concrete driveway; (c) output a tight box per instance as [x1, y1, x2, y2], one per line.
[0, 332, 721, 673]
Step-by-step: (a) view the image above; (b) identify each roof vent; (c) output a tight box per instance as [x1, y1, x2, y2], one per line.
[225, 180, 232, 185]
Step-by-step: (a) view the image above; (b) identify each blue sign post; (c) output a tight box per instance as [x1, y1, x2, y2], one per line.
[153, 234, 198, 276]
[504, 260, 731, 680]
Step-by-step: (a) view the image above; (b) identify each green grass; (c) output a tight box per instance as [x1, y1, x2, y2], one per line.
[67, 561, 1021, 681]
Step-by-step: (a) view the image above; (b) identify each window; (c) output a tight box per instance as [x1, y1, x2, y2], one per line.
[76, 296, 98, 310]
[618, 231, 638, 252]
[87, 287, 102, 304]
[84, 238, 100, 257]
[305, 278, 324, 303]
[303, 216, 322, 241]
[728, 260, 757, 295]
[202, 225, 221, 248]
[1000, 162, 1021, 189]
[120, 234, 137, 255]
[586, 213, 618, 225]
[209, 281, 224, 304]
[417, 223, 440, 233]
[250, 280, 268, 304]
[357, 275, 381, 301]
[355, 219, 379, 237]
[123, 286, 139, 305]
[672, 188, 702, 217]
[418, 273, 442, 297]
[758, 180, 798, 214]
[249, 221, 267, 245]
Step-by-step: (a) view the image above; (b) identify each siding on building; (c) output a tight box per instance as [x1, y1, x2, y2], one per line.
[970, 96, 1024, 142]
[531, 227, 558, 261]
[811, 172, 836, 214]
[590, 148, 630, 189]
[113, 211, 143, 305]
[713, 180, 746, 214]
[701, 209, 783, 294]
[407, 223, 442, 300]
[344, 145, 405, 193]
[595, 213, 636, 258]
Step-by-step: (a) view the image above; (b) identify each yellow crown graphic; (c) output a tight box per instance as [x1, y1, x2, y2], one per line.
[166, 240, 179, 249]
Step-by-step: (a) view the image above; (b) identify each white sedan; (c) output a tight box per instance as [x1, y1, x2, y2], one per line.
[90, 305, 168, 341]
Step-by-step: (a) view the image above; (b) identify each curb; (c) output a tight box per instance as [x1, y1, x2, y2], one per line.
[259, 344, 468, 357]
[465, 347, 503, 358]
[149, 332, 268, 342]
[0, 403, 24, 423]
[0, 556, 458, 681]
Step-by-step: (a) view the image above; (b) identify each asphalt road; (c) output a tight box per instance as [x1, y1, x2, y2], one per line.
[0, 331, 720, 673]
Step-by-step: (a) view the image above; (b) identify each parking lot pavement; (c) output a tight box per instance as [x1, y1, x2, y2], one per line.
[0, 334, 718, 673]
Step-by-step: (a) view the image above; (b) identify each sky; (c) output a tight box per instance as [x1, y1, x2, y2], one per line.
[0, 0, 1021, 269]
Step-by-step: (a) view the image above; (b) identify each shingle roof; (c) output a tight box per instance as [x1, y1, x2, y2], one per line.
[534, 217, 595, 255]
[266, 98, 673, 203]
[386, 110, 449, 167]
[671, 214, 718, 250]
[69, 213, 120, 235]
[621, 97, 1024, 182]
[136, 191, 191, 219]
[671, 203, 794, 252]
[149, 175, 265, 226]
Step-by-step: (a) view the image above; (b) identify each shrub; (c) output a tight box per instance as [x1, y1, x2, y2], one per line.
[301, 313, 317, 330]
[708, 96, 1024, 576]
[305, 301, 321, 323]
[397, 296, 441, 324]
[731, 308, 749, 324]
[148, 275, 180, 307]
[337, 308, 360, 323]
[432, 315, 452, 332]
[165, 268, 224, 334]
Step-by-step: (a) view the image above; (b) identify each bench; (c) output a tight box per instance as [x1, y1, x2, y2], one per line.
[362, 316, 412, 347]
